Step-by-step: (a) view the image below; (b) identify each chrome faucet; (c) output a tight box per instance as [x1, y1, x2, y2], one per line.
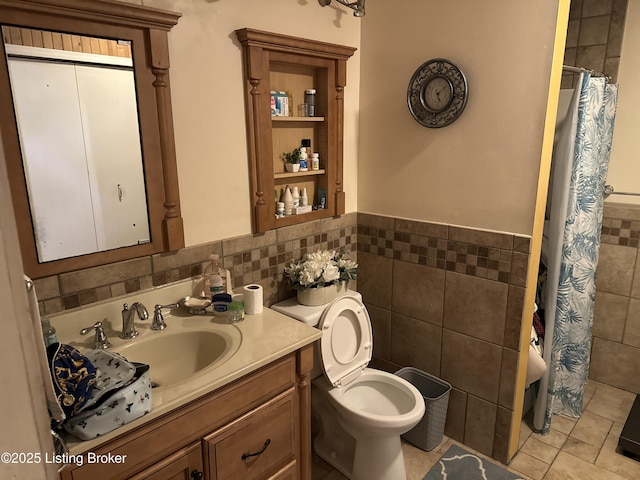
[120, 302, 148, 339]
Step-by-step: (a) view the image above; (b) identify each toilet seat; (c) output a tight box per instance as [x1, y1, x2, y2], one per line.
[319, 296, 372, 387]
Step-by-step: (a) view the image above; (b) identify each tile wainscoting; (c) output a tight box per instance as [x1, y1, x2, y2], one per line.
[31, 210, 532, 464]
[561, 0, 628, 88]
[590, 203, 640, 393]
[32, 213, 358, 316]
[357, 213, 531, 464]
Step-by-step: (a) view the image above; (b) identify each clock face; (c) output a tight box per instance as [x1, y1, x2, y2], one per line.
[407, 58, 468, 128]
[422, 76, 453, 112]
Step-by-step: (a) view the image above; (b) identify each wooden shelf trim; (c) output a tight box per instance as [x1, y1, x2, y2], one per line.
[274, 169, 325, 179]
[235, 28, 356, 60]
[272, 116, 325, 122]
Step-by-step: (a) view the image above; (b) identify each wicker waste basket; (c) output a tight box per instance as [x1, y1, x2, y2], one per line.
[395, 367, 452, 451]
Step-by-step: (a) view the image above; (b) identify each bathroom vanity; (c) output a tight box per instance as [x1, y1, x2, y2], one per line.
[50, 281, 321, 480]
[59, 350, 311, 480]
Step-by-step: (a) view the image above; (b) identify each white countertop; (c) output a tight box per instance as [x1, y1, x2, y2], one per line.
[47, 280, 321, 455]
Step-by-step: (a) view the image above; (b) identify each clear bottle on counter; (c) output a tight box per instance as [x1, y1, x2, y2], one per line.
[204, 254, 224, 298]
[301, 187, 308, 207]
[227, 301, 245, 323]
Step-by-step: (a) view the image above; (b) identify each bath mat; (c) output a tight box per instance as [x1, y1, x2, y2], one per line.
[423, 445, 525, 480]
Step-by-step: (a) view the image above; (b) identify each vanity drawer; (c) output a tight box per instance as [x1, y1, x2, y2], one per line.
[203, 388, 296, 480]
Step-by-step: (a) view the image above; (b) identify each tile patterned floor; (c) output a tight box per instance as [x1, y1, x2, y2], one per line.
[312, 379, 640, 480]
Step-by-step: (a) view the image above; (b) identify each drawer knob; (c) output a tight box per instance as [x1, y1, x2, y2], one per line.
[241, 438, 271, 460]
[190, 470, 203, 480]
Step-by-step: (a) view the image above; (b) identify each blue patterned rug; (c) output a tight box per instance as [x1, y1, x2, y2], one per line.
[423, 445, 524, 480]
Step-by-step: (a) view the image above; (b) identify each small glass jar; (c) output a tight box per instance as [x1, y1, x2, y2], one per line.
[227, 301, 245, 323]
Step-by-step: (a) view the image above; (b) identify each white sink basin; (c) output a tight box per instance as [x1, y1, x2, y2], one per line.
[115, 329, 240, 388]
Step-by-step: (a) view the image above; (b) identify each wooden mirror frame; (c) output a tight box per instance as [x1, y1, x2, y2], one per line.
[0, 0, 184, 279]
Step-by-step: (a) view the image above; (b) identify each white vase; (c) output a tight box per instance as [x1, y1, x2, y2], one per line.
[297, 282, 349, 306]
[285, 163, 300, 172]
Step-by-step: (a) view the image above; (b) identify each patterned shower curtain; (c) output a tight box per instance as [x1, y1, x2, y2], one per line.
[535, 73, 618, 434]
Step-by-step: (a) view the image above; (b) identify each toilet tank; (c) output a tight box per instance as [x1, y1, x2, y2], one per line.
[271, 290, 362, 327]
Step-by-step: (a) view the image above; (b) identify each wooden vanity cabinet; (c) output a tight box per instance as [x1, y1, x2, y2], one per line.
[59, 345, 313, 480]
[235, 28, 356, 233]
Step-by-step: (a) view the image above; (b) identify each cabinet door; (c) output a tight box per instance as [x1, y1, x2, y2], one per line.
[203, 389, 296, 480]
[128, 443, 203, 480]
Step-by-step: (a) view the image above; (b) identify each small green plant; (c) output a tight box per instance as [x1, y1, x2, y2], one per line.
[281, 147, 301, 164]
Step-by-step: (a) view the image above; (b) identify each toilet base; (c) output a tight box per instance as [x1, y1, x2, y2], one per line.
[352, 433, 406, 480]
[313, 385, 355, 477]
[314, 431, 354, 478]
[312, 381, 408, 480]
[315, 427, 407, 480]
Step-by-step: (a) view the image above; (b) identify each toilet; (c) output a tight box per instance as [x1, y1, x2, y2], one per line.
[272, 290, 425, 480]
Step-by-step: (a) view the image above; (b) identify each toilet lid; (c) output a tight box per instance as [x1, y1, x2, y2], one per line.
[319, 295, 372, 387]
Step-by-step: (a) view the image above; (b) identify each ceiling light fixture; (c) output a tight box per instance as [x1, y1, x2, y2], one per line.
[318, 0, 366, 17]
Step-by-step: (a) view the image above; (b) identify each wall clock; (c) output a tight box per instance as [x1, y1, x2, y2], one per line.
[407, 58, 468, 128]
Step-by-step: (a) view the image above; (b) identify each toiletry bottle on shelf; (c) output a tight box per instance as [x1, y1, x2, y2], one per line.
[41, 317, 57, 347]
[292, 186, 300, 209]
[299, 147, 308, 171]
[301, 138, 311, 157]
[311, 153, 320, 170]
[305, 89, 316, 116]
[204, 254, 224, 298]
[301, 187, 308, 207]
[283, 185, 294, 215]
[318, 188, 327, 209]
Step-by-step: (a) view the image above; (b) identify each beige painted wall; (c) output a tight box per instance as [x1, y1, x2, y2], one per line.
[607, 0, 640, 205]
[143, 0, 361, 246]
[1, 1, 569, 471]
[357, 1, 560, 236]
[0, 141, 57, 477]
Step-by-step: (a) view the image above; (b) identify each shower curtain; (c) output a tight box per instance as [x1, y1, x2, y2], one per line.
[533, 73, 618, 434]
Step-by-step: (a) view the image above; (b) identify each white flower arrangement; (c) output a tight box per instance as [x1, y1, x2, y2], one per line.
[284, 249, 358, 290]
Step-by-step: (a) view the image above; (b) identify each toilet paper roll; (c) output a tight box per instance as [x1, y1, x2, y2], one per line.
[243, 284, 263, 315]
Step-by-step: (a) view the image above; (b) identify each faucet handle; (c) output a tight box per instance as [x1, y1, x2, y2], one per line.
[80, 321, 111, 349]
[152, 305, 168, 331]
[151, 303, 179, 331]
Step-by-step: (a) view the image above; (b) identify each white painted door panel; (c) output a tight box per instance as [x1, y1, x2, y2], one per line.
[75, 65, 149, 250]
[8, 58, 98, 262]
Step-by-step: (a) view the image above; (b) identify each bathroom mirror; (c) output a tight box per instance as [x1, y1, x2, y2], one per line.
[0, 0, 184, 279]
[5, 27, 150, 264]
